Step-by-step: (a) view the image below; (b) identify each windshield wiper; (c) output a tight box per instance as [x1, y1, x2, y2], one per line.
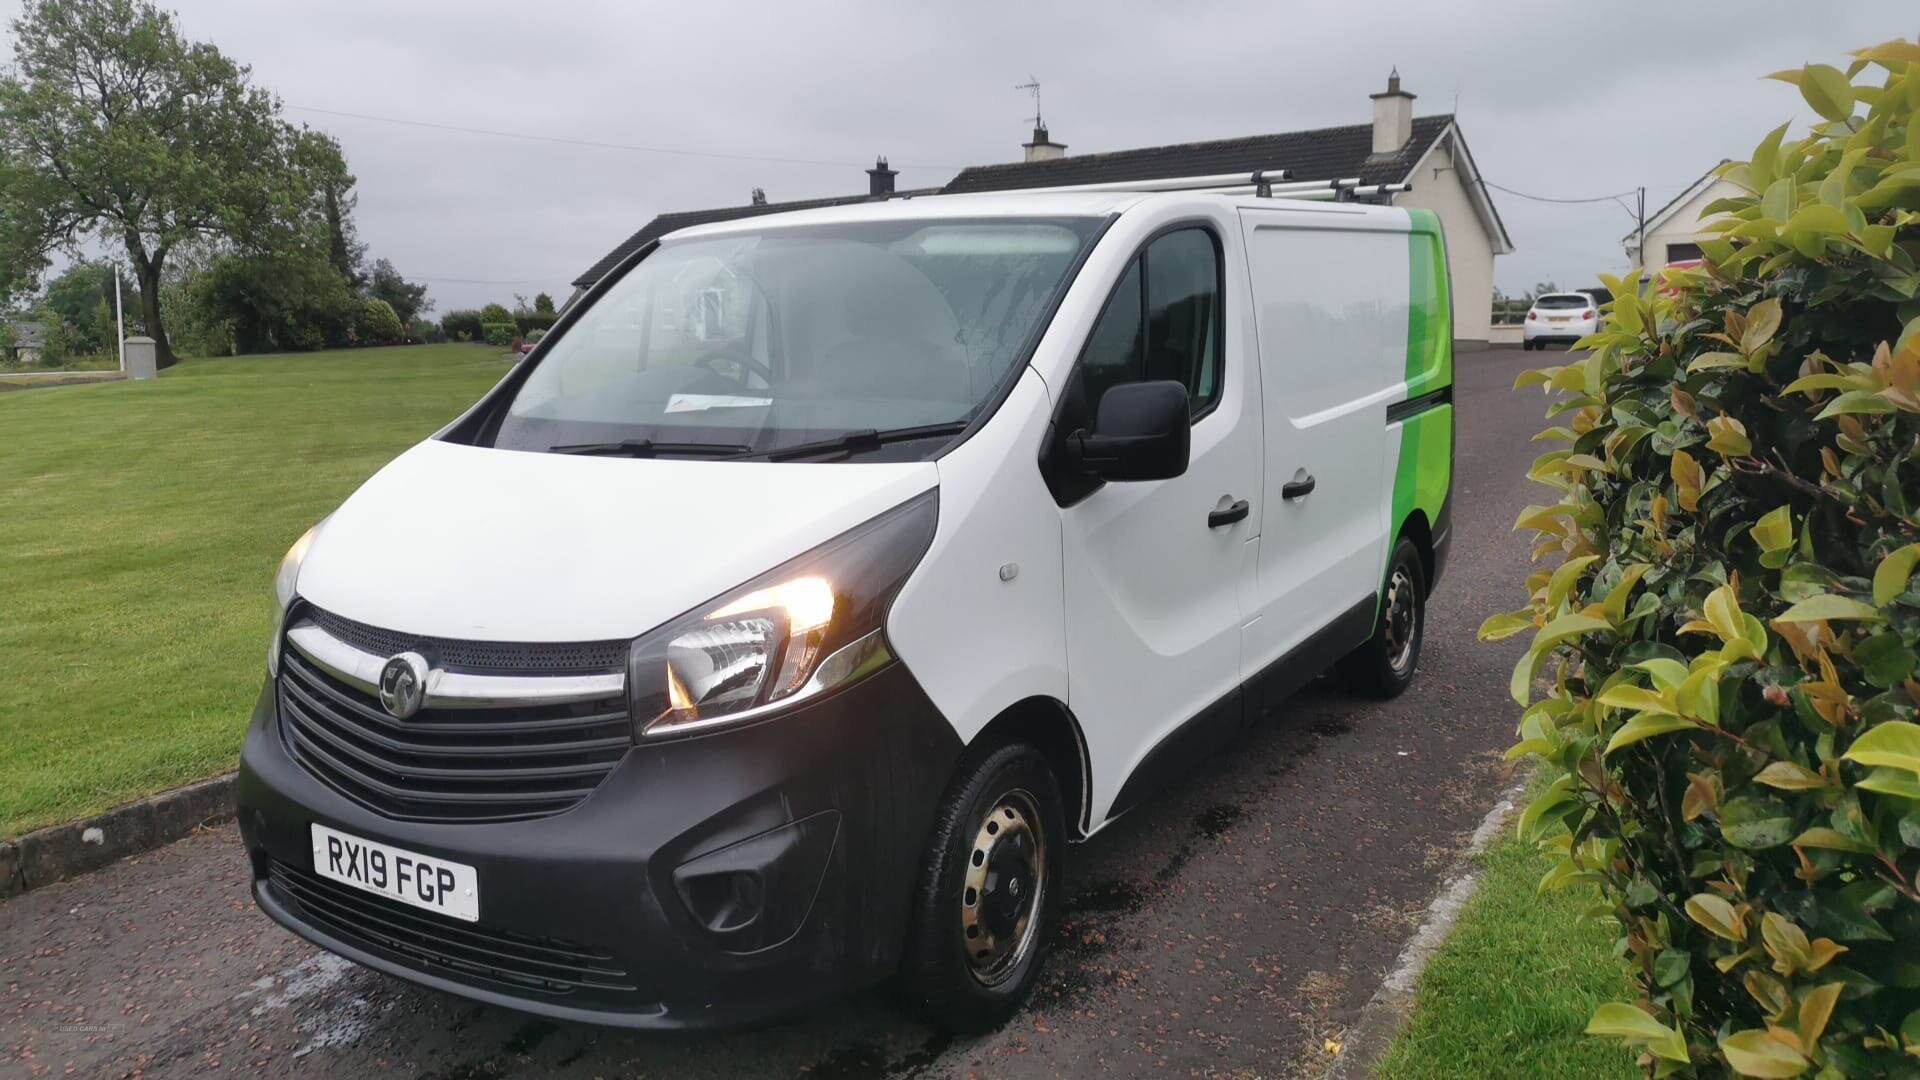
[548, 438, 753, 457]
[743, 421, 972, 463]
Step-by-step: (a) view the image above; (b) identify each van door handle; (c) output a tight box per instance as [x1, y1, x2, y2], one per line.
[1282, 475, 1317, 500]
[1208, 499, 1250, 528]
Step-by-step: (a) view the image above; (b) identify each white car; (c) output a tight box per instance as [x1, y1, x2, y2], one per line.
[1523, 292, 1599, 350]
[238, 185, 1456, 1034]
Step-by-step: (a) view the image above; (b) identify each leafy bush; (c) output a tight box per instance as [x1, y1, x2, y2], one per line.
[406, 318, 444, 344]
[1487, 40, 1920, 1077]
[481, 322, 515, 347]
[513, 311, 556, 335]
[440, 309, 483, 342]
[355, 298, 404, 345]
[478, 302, 513, 325]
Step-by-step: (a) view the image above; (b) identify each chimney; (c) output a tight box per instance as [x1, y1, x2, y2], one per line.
[750, 187, 767, 206]
[1369, 68, 1415, 154]
[867, 155, 898, 195]
[1022, 124, 1067, 163]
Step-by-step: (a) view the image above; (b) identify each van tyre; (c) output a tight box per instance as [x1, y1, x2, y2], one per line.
[900, 740, 1065, 1034]
[1337, 536, 1426, 698]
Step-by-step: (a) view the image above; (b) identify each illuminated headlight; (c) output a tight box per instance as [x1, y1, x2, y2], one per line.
[268, 522, 322, 676]
[632, 491, 937, 739]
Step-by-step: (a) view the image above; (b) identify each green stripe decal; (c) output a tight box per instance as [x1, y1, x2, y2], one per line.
[1387, 209, 1454, 597]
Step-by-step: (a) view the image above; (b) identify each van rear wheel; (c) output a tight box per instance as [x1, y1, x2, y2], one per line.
[899, 740, 1065, 1034]
[1337, 536, 1426, 698]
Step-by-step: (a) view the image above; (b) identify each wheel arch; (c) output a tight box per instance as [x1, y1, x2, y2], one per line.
[1396, 508, 1436, 596]
[971, 697, 1094, 840]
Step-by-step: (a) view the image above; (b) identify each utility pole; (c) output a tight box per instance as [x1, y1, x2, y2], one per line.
[1636, 186, 1646, 271]
[113, 264, 126, 373]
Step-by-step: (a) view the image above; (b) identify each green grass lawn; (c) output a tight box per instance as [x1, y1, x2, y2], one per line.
[0, 344, 510, 838]
[1377, 833, 1638, 1080]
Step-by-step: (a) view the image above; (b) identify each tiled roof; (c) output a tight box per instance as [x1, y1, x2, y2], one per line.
[941, 115, 1454, 194]
[570, 113, 1474, 289]
[569, 189, 937, 288]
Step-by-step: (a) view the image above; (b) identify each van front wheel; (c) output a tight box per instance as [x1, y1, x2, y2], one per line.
[899, 741, 1065, 1034]
[1337, 537, 1426, 698]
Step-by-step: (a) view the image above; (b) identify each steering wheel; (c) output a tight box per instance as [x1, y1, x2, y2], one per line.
[694, 348, 775, 386]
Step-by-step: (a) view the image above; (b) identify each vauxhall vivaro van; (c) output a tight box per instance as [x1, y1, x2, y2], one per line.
[237, 181, 1454, 1033]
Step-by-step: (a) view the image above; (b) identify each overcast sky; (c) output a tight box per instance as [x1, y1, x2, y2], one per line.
[7, 0, 1919, 312]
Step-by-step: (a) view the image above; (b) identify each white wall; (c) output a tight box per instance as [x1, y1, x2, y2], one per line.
[1392, 135, 1495, 344]
[1627, 176, 1742, 268]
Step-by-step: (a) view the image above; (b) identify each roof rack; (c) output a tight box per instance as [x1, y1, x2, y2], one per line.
[983, 169, 1411, 204]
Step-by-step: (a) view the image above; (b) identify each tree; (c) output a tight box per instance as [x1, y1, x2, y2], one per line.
[190, 248, 357, 354]
[290, 128, 363, 291]
[534, 292, 555, 316]
[366, 258, 430, 324]
[0, 0, 307, 367]
[41, 260, 121, 354]
[354, 298, 403, 345]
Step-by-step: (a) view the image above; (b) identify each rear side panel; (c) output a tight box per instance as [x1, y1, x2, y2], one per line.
[1386, 208, 1454, 586]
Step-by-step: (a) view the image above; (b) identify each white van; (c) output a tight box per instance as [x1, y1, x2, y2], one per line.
[237, 182, 1455, 1033]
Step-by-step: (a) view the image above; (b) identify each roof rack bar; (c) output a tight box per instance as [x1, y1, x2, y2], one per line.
[968, 170, 1410, 204]
[996, 169, 1293, 195]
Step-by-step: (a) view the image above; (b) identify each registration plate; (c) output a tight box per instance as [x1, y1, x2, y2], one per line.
[1549, 315, 1572, 322]
[310, 823, 479, 922]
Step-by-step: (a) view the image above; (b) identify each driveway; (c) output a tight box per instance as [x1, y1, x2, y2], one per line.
[1, 346, 1552, 1079]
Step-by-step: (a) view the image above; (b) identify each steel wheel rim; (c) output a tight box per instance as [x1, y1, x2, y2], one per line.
[1384, 565, 1418, 675]
[959, 788, 1047, 987]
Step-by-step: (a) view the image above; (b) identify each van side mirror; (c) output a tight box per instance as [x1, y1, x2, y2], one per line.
[1065, 380, 1191, 482]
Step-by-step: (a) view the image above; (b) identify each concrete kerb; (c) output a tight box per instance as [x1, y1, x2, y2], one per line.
[0, 773, 235, 899]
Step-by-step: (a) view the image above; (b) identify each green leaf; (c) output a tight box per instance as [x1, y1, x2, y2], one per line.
[1718, 1028, 1809, 1077]
[1843, 721, 1920, 776]
[1603, 564, 1652, 625]
[1814, 390, 1896, 419]
[1755, 761, 1826, 790]
[1631, 658, 1690, 692]
[1742, 298, 1783, 353]
[1873, 544, 1920, 606]
[1707, 415, 1752, 457]
[1782, 372, 1882, 395]
[1586, 1003, 1690, 1063]
[1547, 555, 1600, 611]
[1476, 610, 1535, 642]
[1605, 712, 1696, 755]
[1857, 766, 1920, 799]
[1686, 893, 1747, 942]
[1775, 594, 1885, 622]
[1760, 175, 1795, 221]
[1854, 632, 1916, 688]
[1750, 505, 1793, 555]
[1794, 826, 1875, 854]
[1705, 584, 1747, 644]
[1722, 796, 1795, 850]
[1798, 62, 1859, 123]
[1517, 776, 1575, 840]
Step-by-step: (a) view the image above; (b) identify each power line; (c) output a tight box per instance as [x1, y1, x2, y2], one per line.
[1480, 180, 1642, 205]
[285, 104, 965, 172]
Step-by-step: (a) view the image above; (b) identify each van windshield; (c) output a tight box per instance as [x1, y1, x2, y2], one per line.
[493, 216, 1106, 459]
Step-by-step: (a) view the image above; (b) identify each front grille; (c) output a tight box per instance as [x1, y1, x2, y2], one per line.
[267, 860, 637, 1000]
[277, 648, 632, 823]
[304, 604, 629, 675]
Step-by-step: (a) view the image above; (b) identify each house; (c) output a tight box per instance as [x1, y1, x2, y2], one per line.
[570, 72, 1512, 346]
[943, 72, 1512, 347]
[1623, 162, 1739, 269]
[2, 321, 44, 365]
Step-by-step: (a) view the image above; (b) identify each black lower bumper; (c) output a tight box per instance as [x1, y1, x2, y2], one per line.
[235, 661, 962, 1030]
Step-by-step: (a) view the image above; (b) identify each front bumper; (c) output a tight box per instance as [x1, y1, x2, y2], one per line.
[236, 660, 962, 1030]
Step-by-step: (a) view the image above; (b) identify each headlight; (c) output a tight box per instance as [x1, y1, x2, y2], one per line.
[268, 522, 322, 675]
[631, 490, 937, 739]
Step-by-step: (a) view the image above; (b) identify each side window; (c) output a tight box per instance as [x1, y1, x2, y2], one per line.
[1144, 229, 1221, 414]
[1076, 259, 1143, 415]
[1068, 227, 1223, 428]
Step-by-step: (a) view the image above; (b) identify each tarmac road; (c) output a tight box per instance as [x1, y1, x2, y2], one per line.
[1, 346, 1557, 1079]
